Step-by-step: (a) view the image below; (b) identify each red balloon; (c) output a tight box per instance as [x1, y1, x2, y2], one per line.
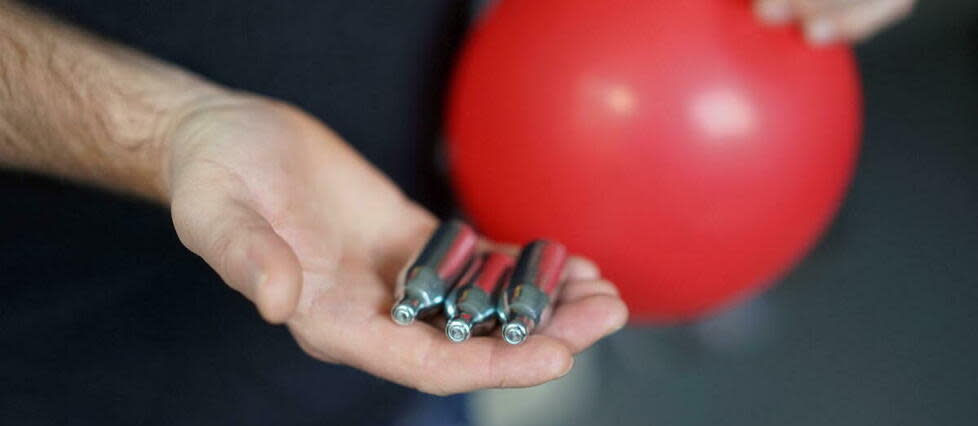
[447, 0, 861, 322]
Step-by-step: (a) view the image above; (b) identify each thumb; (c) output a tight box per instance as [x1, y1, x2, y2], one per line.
[171, 180, 302, 323]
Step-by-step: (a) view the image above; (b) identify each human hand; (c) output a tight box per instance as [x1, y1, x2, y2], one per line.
[163, 96, 629, 395]
[754, 0, 915, 45]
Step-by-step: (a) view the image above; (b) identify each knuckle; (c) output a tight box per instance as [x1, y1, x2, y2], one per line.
[486, 344, 506, 389]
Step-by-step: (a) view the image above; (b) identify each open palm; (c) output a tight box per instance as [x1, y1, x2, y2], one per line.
[164, 97, 628, 395]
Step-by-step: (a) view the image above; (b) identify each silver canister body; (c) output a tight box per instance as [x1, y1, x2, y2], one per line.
[391, 220, 478, 325]
[497, 240, 568, 344]
[444, 253, 514, 342]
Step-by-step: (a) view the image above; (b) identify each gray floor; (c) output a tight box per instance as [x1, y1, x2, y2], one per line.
[474, 1, 978, 425]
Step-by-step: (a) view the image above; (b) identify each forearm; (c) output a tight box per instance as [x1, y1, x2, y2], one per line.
[0, 0, 226, 200]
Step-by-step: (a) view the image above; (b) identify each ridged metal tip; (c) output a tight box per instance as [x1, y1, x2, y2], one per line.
[445, 320, 472, 343]
[391, 304, 417, 326]
[502, 322, 528, 345]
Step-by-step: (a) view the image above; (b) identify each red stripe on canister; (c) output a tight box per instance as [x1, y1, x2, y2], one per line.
[436, 224, 479, 279]
[473, 253, 514, 292]
[535, 241, 568, 294]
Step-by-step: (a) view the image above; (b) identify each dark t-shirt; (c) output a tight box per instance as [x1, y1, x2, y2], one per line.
[0, 1, 470, 425]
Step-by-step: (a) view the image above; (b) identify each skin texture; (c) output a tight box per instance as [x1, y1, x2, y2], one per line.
[0, 1, 628, 395]
[755, 0, 916, 45]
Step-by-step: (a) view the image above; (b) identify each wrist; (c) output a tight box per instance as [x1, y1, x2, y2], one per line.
[159, 92, 311, 203]
[155, 87, 251, 201]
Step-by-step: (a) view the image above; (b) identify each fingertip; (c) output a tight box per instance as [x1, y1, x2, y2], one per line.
[607, 297, 630, 335]
[831, 0, 916, 44]
[489, 337, 573, 389]
[590, 294, 629, 336]
[755, 0, 793, 25]
[521, 338, 575, 384]
[559, 350, 575, 378]
[804, 15, 839, 46]
[566, 256, 601, 281]
[539, 292, 628, 353]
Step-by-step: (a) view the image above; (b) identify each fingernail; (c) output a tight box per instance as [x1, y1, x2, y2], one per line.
[756, 0, 793, 25]
[804, 17, 838, 46]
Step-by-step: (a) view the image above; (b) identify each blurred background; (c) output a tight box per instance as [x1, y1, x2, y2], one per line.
[473, 1, 978, 424]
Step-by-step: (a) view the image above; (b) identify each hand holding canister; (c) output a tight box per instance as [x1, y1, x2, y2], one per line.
[497, 240, 568, 345]
[391, 220, 478, 325]
[444, 253, 514, 343]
